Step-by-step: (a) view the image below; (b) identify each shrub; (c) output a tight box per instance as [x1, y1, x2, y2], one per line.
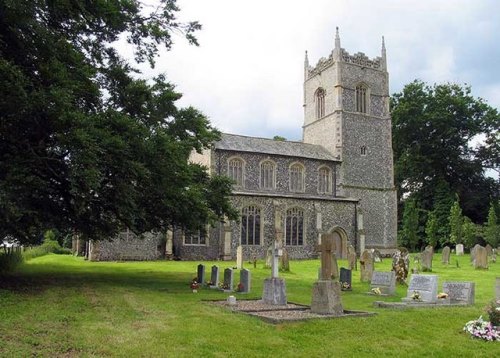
[0, 248, 24, 274]
[23, 239, 72, 261]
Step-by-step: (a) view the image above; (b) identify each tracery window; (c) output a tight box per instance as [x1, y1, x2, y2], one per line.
[260, 160, 275, 189]
[315, 88, 326, 119]
[318, 167, 331, 194]
[356, 85, 368, 113]
[285, 208, 304, 246]
[228, 158, 244, 186]
[241, 206, 261, 245]
[289, 163, 305, 192]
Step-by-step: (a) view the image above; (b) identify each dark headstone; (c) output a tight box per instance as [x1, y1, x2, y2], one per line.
[339, 268, 352, 291]
[197, 264, 206, 284]
[210, 265, 219, 287]
[239, 269, 251, 293]
[223, 268, 234, 291]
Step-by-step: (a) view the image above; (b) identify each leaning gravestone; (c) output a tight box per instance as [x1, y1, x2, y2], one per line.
[197, 264, 206, 284]
[360, 250, 374, 282]
[210, 265, 219, 288]
[455, 244, 464, 256]
[239, 269, 251, 293]
[347, 245, 357, 271]
[474, 245, 488, 269]
[442, 282, 475, 305]
[403, 274, 438, 303]
[441, 246, 451, 265]
[339, 267, 352, 291]
[421, 247, 433, 272]
[223, 268, 234, 291]
[370, 271, 396, 295]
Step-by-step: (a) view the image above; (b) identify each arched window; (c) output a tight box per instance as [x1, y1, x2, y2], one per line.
[184, 230, 207, 246]
[228, 158, 244, 186]
[360, 146, 367, 156]
[260, 160, 275, 189]
[318, 166, 331, 194]
[285, 208, 304, 246]
[289, 163, 305, 192]
[356, 85, 368, 113]
[315, 88, 325, 119]
[241, 206, 261, 245]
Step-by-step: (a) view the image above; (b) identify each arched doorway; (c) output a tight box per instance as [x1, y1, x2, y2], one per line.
[327, 226, 348, 259]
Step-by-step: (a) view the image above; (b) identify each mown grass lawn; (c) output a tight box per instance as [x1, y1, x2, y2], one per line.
[0, 253, 499, 357]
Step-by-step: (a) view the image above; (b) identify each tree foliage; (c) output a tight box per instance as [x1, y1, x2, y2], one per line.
[400, 198, 420, 250]
[425, 210, 439, 248]
[484, 202, 499, 247]
[0, 0, 238, 245]
[449, 196, 463, 245]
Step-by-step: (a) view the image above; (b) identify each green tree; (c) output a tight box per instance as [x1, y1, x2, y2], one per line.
[449, 196, 463, 244]
[462, 216, 477, 249]
[425, 210, 439, 248]
[401, 198, 420, 250]
[433, 179, 454, 246]
[391, 80, 500, 225]
[484, 202, 499, 247]
[0, 1, 238, 245]
[273, 135, 286, 141]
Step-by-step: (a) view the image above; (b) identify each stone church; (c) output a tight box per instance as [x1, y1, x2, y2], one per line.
[88, 29, 397, 261]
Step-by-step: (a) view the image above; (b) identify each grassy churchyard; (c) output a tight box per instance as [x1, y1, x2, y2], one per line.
[1, 253, 499, 357]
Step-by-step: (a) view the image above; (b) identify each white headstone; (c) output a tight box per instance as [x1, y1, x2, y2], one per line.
[404, 274, 438, 303]
[455, 244, 464, 256]
[236, 245, 243, 269]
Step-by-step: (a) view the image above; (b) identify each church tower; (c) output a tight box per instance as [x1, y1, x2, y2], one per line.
[302, 28, 397, 252]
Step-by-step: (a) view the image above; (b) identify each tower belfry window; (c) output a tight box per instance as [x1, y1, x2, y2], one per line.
[356, 85, 367, 113]
[315, 88, 325, 119]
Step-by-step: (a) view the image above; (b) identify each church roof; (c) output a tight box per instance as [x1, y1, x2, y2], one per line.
[215, 133, 339, 161]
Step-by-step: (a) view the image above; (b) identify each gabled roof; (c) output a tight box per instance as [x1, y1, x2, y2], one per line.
[215, 133, 339, 162]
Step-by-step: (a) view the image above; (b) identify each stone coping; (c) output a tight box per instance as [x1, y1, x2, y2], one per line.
[373, 300, 468, 310]
[205, 299, 376, 324]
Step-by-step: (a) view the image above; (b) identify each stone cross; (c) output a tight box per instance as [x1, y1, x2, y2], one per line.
[318, 233, 335, 280]
[272, 211, 284, 278]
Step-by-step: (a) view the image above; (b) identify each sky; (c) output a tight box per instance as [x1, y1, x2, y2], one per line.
[130, 0, 500, 141]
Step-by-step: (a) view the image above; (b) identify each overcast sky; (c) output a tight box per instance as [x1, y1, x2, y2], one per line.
[132, 0, 500, 141]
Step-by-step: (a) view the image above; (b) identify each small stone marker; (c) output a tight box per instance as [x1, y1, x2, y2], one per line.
[311, 233, 343, 315]
[370, 271, 396, 295]
[442, 282, 475, 305]
[236, 245, 243, 269]
[339, 267, 352, 291]
[455, 244, 464, 256]
[421, 246, 433, 272]
[197, 264, 206, 284]
[210, 265, 219, 288]
[227, 295, 237, 306]
[473, 245, 488, 269]
[441, 246, 451, 264]
[239, 269, 251, 293]
[404, 274, 438, 303]
[360, 250, 374, 282]
[347, 245, 357, 271]
[223, 268, 234, 291]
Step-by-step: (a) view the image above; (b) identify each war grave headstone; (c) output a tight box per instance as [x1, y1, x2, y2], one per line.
[403, 274, 438, 303]
[455, 244, 464, 256]
[474, 245, 488, 269]
[347, 245, 357, 271]
[236, 245, 243, 270]
[210, 265, 219, 288]
[421, 246, 433, 272]
[239, 269, 251, 293]
[197, 264, 206, 284]
[339, 267, 352, 291]
[360, 250, 374, 282]
[311, 233, 343, 315]
[441, 246, 451, 265]
[442, 282, 475, 305]
[370, 271, 396, 295]
[223, 268, 234, 292]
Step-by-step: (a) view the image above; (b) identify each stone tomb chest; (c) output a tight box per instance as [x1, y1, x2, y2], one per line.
[370, 271, 396, 295]
[403, 274, 438, 303]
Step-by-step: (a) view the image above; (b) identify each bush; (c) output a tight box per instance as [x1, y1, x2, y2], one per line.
[0, 248, 24, 274]
[23, 239, 72, 261]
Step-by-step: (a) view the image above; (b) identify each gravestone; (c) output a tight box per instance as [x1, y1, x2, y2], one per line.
[370, 271, 396, 295]
[403, 274, 438, 303]
[280, 247, 290, 272]
[236, 245, 243, 269]
[442, 282, 475, 305]
[331, 253, 339, 279]
[210, 265, 219, 288]
[441, 246, 451, 265]
[339, 268, 352, 291]
[347, 245, 357, 271]
[455, 244, 464, 256]
[223, 268, 234, 291]
[239, 269, 251, 293]
[372, 249, 382, 263]
[471, 244, 480, 263]
[311, 233, 343, 315]
[492, 249, 497, 263]
[360, 250, 374, 282]
[485, 244, 493, 256]
[496, 277, 500, 300]
[265, 246, 273, 268]
[197, 264, 206, 284]
[421, 246, 433, 272]
[473, 245, 488, 269]
[392, 249, 410, 284]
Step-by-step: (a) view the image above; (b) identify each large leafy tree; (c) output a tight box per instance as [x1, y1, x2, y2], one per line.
[0, 0, 238, 245]
[392, 80, 500, 229]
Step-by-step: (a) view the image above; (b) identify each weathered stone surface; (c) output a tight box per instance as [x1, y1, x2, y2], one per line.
[236, 245, 243, 270]
[370, 271, 396, 295]
[421, 247, 433, 272]
[197, 264, 205, 284]
[339, 268, 352, 291]
[485, 244, 493, 256]
[280, 247, 290, 272]
[442, 282, 475, 305]
[441, 246, 451, 264]
[311, 280, 343, 315]
[223, 268, 234, 291]
[262, 278, 287, 305]
[360, 250, 374, 282]
[471, 244, 480, 263]
[404, 274, 438, 303]
[455, 244, 464, 256]
[392, 249, 409, 284]
[347, 245, 357, 271]
[239, 269, 251, 293]
[496, 277, 500, 300]
[473, 246, 488, 269]
[210, 265, 219, 287]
